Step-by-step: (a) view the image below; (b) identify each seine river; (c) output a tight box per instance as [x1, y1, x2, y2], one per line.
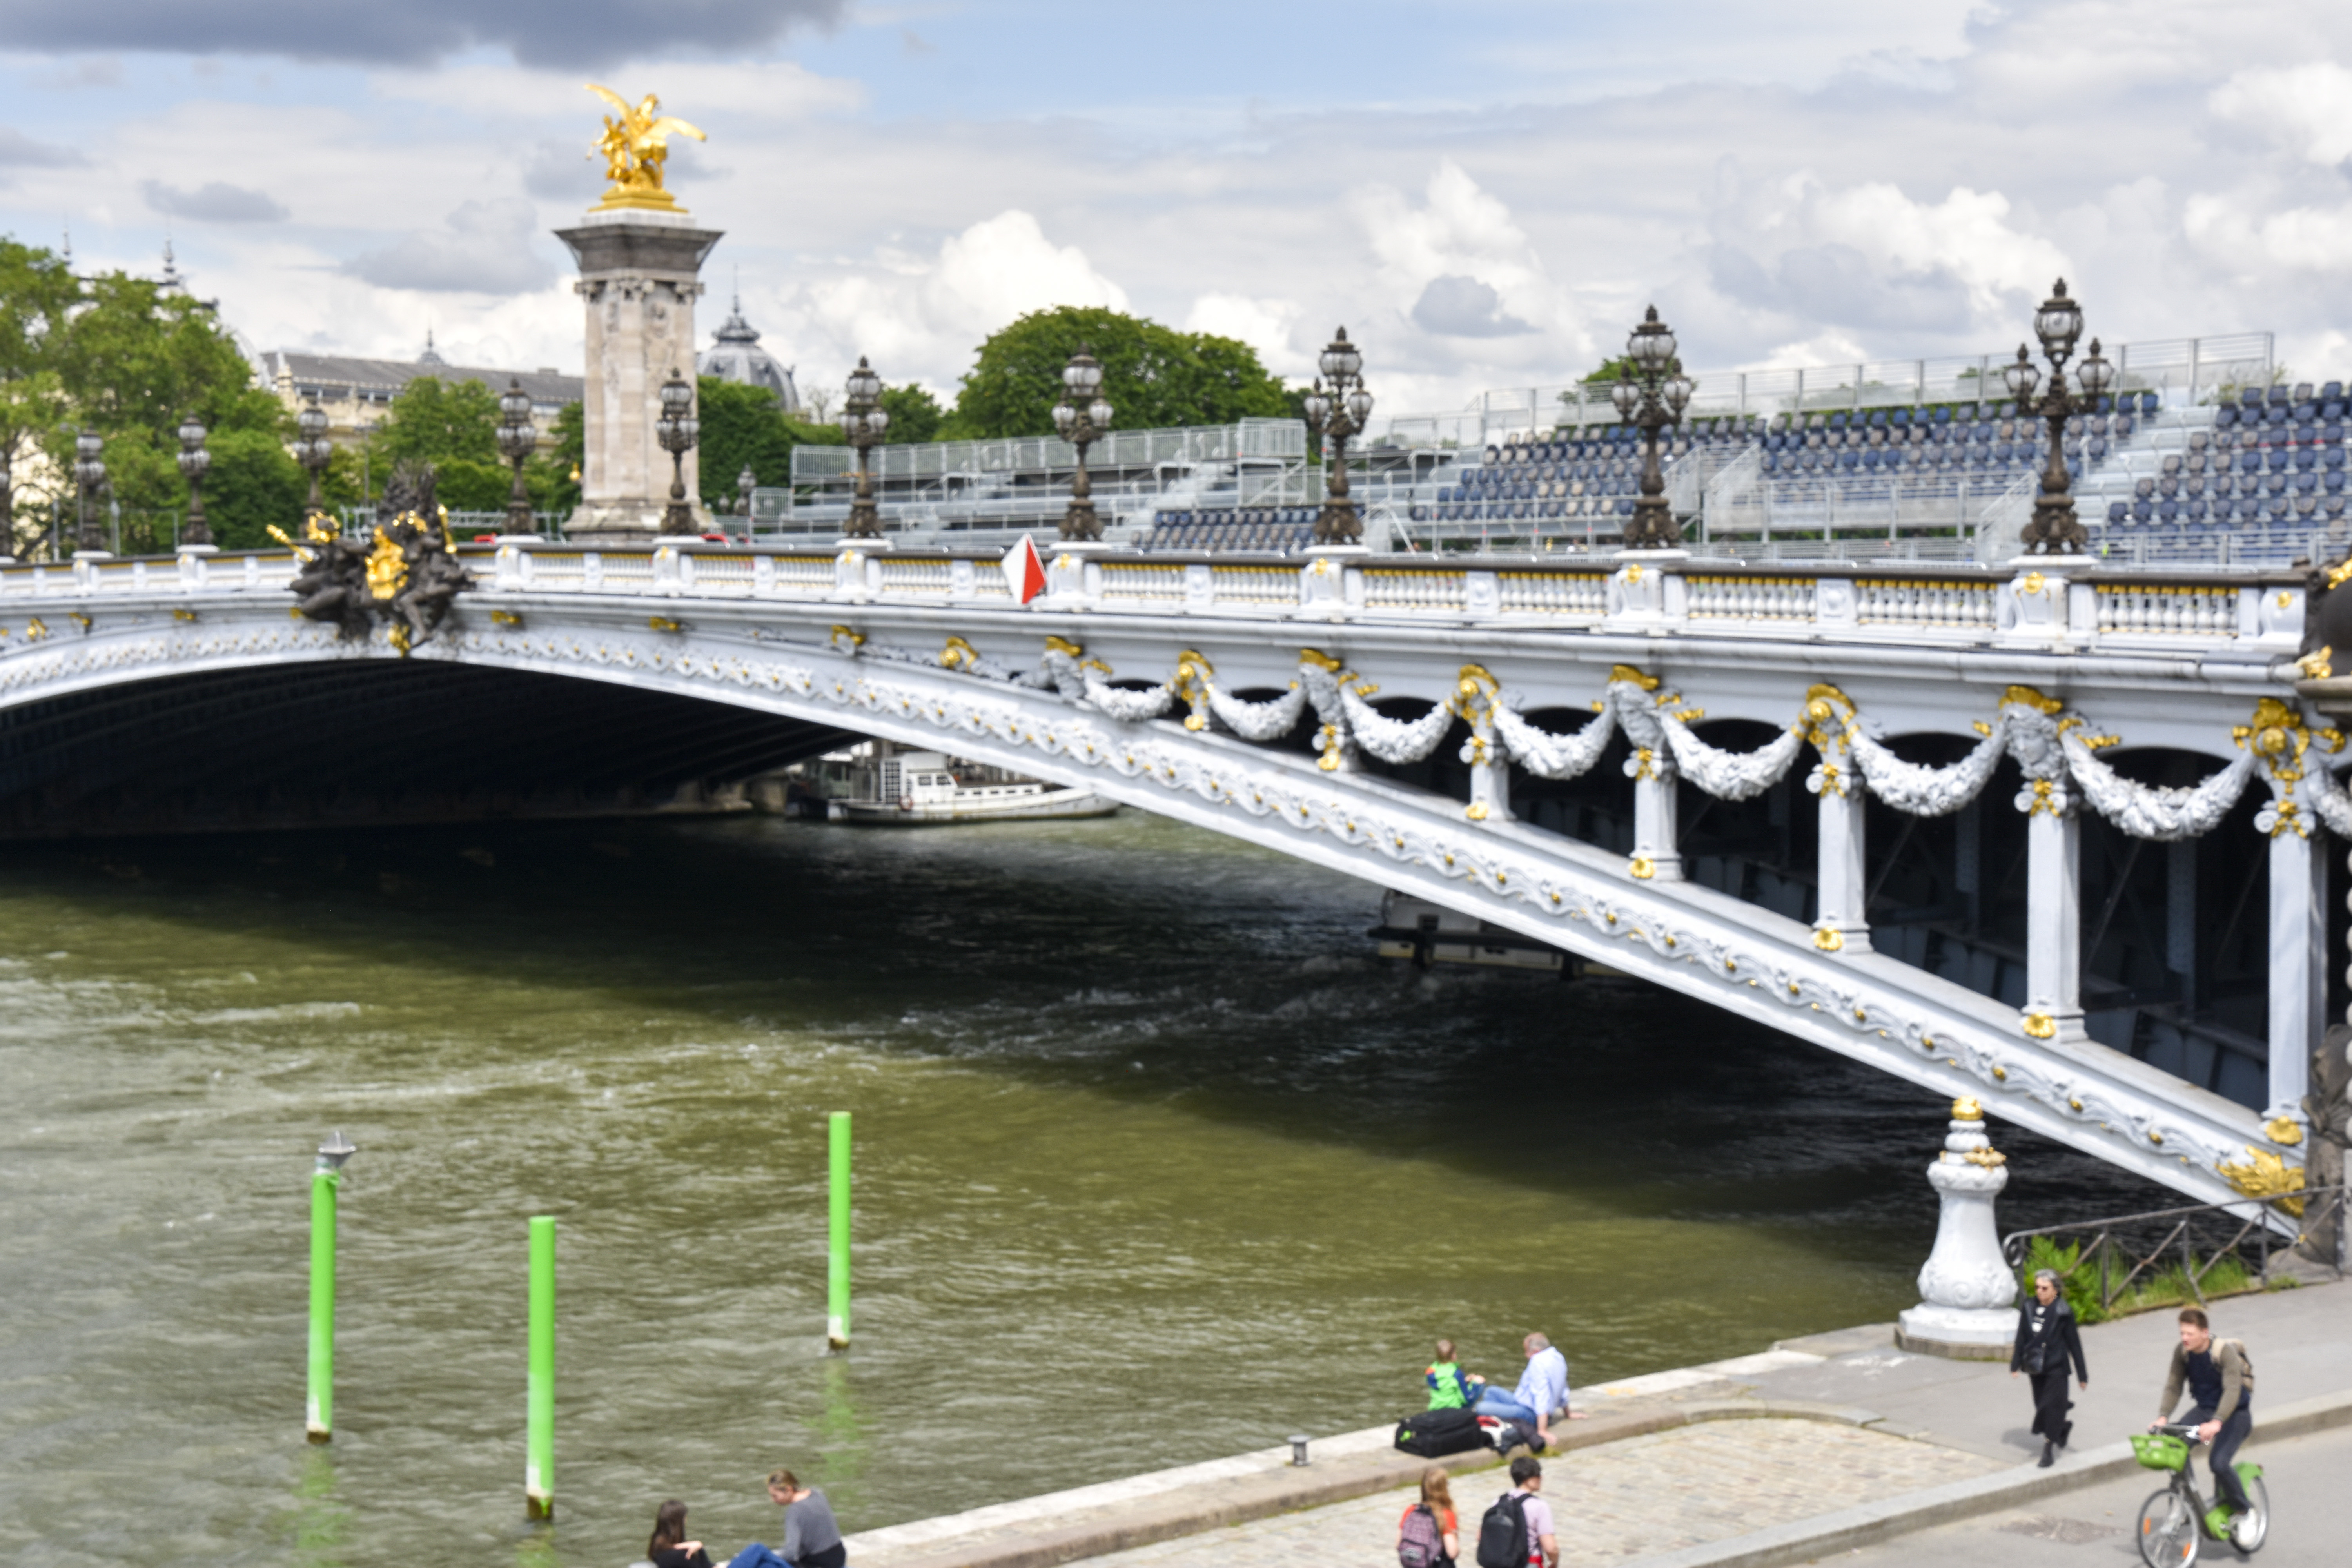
[0, 811, 2156, 1566]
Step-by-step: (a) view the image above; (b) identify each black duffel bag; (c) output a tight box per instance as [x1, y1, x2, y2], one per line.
[1394, 1406, 1489, 1457]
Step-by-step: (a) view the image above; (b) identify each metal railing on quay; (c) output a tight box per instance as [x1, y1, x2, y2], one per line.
[2002, 1185, 2347, 1316]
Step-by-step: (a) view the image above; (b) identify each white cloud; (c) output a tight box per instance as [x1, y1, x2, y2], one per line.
[2208, 61, 2352, 167]
[1184, 292, 1303, 373]
[766, 210, 1127, 394]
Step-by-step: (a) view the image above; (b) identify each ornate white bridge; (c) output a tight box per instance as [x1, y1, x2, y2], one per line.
[3, 539, 2338, 1209]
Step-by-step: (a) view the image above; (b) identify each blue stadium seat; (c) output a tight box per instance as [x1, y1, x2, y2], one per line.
[2133, 501, 2154, 523]
[2108, 501, 2128, 524]
[2184, 499, 2208, 523]
[2157, 500, 2180, 524]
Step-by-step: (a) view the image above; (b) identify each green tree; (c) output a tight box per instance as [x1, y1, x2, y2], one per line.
[693, 377, 854, 509]
[67, 288, 294, 551]
[943, 306, 1292, 440]
[377, 376, 503, 467]
[202, 428, 311, 550]
[0, 240, 79, 551]
[878, 383, 946, 444]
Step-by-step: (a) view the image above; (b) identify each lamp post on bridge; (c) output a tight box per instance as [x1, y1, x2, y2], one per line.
[497, 378, 539, 537]
[1302, 328, 1373, 547]
[2006, 278, 2115, 557]
[735, 463, 757, 535]
[176, 412, 212, 548]
[654, 368, 699, 536]
[1053, 344, 1113, 542]
[1613, 306, 1695, 551]
[71, 427, 107, 556]
[838, 357, 889, 542]
[295, 394, 333, 527]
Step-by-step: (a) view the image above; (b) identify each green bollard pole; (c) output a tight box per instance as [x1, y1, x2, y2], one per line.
[526, 1216, 555, 1520]
[306, 1132, 356, 1445]
[827, 1112, 851, 1351]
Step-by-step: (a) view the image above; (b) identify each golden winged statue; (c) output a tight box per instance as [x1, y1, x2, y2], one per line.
[586, 84, 707, 212]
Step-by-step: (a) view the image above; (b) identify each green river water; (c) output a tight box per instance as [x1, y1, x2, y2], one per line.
[0, 811, 2158, 1566]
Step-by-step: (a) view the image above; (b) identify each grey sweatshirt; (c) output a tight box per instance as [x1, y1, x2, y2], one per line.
[782, 1489, 844, 1562]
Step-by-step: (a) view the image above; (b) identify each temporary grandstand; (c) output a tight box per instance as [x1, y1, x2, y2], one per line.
[742, 330, 2342, 570]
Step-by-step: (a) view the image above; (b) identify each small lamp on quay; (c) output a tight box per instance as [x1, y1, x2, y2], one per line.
[496, 378, 539, 537]
[176, 412, 212, 548]
[838, 357, 890, 541]
[654, 368, 700, 536]
[1052, 344, 1114, 542]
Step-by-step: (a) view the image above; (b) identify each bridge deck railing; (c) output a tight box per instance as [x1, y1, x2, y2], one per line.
[0, 543, 2307, 656]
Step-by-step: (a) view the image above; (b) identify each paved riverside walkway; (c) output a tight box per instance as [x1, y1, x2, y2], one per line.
[845, 1277, 2348, 1568]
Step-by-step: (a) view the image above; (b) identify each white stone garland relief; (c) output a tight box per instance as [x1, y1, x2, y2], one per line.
[2061, 732, 2255, 842]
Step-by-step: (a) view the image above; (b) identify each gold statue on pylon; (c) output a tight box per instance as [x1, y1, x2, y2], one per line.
[585, 85, 706, 212]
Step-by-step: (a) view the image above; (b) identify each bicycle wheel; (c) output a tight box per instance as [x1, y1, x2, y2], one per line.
[2138, 1487, 2199, 1567]
[2230, 1474, 2270, 1553]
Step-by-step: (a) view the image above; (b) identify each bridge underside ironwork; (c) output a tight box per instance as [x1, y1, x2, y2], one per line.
[0, 661, 851, 837]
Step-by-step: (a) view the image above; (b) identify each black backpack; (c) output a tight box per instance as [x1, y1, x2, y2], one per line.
[1475, 1491, 1528, 1568]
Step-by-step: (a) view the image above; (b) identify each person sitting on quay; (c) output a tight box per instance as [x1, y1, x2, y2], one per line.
[728, 1466, 848, 1568]
[647, 1499, 715, 1568]
[1425, 1338, 1478, 1410]
[1470, 1332, 1582, 1443]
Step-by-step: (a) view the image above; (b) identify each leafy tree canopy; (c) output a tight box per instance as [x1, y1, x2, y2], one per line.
[695, 376, 844, 506]
[0, 241, 295, 554]
[877, 383, 945, 445]
[944, 306, 1291, 441]
[377, 376, 503, 468]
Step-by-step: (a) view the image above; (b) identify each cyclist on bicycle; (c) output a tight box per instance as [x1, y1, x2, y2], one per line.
[2149, 1307, 2255, 1524]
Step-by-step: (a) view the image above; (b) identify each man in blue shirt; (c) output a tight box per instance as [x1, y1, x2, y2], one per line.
[1472, 1333, 1574, 1444]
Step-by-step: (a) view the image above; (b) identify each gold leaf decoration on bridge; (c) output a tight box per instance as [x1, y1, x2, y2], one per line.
[940, 635, 977, 670]
[2216, 1145, 2305, 1213]
[2262, 1116, 2304, 1147]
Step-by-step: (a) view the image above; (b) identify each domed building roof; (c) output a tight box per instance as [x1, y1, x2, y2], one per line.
[697, 294, 800, 413]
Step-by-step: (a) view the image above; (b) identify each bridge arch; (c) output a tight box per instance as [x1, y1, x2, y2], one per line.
[0, 554, 2311, 1209]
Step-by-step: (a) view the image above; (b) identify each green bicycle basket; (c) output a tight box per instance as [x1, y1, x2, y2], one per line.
[2132, 1433, 2189, 1472]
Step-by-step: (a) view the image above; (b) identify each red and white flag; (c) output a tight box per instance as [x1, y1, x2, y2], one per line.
[1002, 535, 1048, 604]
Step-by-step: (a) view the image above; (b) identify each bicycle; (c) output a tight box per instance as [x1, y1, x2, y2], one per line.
[2130, 1422, 2269, 1565]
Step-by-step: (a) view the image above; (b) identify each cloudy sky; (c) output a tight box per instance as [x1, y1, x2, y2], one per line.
[2, 0, 2348, 419]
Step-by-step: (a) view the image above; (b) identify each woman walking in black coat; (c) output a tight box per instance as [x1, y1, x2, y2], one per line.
[2011, 1268, 2089, 1466]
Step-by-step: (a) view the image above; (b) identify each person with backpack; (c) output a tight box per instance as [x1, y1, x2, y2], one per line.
[1474, 1456, 1556, 1568]
[2009, 1268, 2088, 1467]
[1396, 1465, 1459, 1568]
[2150, 1307, 2255, 1523]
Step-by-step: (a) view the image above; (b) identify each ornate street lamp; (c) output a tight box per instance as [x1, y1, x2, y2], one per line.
[735, 463, 757, 524]
[838, 356, 889, 540]
[176, 412, 212, 547]
[653, 368, 700, 535]
[2005, 278, 2114, 557]
[496, 378, 538, 535]
[72, 426, 106, 554]
[1613, 306, 1696, 551]
[295, 394, 333, 523]
[1301, 328, 1374, 546]
[1052, 344, 1114, 541]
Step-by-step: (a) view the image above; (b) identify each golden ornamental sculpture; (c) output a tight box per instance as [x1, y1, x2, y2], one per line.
[585, 85, 706, 213]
